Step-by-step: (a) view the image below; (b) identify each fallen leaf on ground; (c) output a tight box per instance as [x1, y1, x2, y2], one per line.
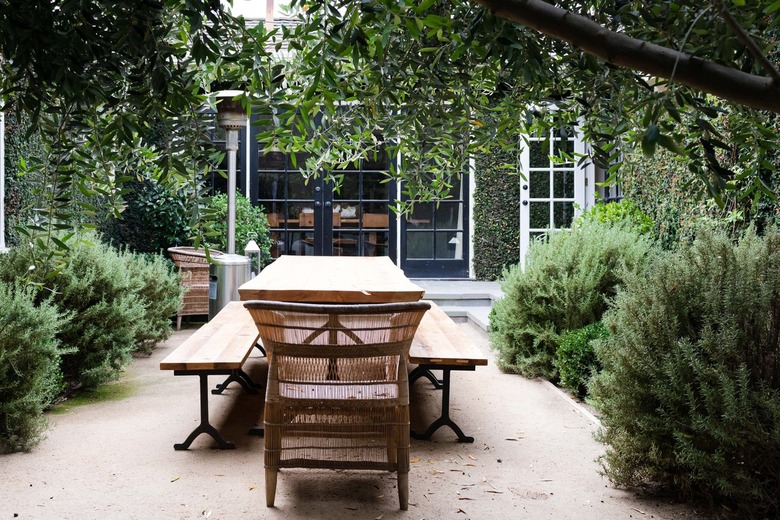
[630, 508, 646, 515]
[170, 476, 180, 483]
[468, 455, 477, 461]
[410, 458, 422, 463]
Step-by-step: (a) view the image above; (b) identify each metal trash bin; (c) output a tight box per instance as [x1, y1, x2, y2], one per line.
[208, 254, 251, 320]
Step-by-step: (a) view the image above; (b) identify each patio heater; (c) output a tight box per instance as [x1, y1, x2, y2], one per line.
[216, 90, 246, 255]
[208, 91, 251, 319]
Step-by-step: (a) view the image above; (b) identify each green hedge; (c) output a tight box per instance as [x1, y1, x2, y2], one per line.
[555, 321, 608, 398]
[0, 283, 63, 453]
[2, 109, 45, 248]
[473, 150, 520, 281]
[591, 228, 780, 518]
[0, 236, 181, 391]
[203, 193, 272, 266]
[125, 252, 184, 355]
[489, 219, 655, 379]
[621, 148, 780, 249]
[100, 178, 191, 254]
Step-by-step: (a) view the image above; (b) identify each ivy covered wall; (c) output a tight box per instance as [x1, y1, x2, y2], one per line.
[3, 110, 44, 248]
[473, 150, 521, 280]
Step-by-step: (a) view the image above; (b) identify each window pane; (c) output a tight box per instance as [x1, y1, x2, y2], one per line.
[333, 231, 358, 256]
[332, 172, 359, 201]
[406, 232, 433, 259]
[363, 172, 389, 200]
[407, 205, 433, 229]
[258, 151, 287, 170]
[553, 201, 575, 228]
[363, 150, 390, 170]
[529, 170, 550, 198]
[552, 138, 574, 162]
[435, 202, 462, 229]
[529, 140, 548, 168]
[287, 173, 313, 200]
[289, 231, 314, 255]
[529, 201, 550, 229]
[363, 230, 389, 257]
[553, 170, 575, 198]
[436, 231, 464, 260]
[258, 172, 285, 199]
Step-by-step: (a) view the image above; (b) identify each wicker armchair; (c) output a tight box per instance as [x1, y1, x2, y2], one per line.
[243, 300, 430, 510]
[167, 246, 223, 330]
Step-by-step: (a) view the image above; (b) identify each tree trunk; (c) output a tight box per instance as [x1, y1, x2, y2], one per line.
[477, 0, 780, 113]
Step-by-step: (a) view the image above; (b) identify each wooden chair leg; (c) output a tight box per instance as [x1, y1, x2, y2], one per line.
[265, 468, 278, 507]
[398, 471, 409, 510]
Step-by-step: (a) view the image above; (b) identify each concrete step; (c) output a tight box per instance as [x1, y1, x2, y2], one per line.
[435, 304, 492, 332]
[410, 279, 503, 333]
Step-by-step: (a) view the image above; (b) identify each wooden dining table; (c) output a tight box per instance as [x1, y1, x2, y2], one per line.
[238, 254, 485, 442]
[238, 255, 425, 303]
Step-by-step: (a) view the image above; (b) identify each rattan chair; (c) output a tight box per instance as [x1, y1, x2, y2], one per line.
[167, 246, 222, 330]
[243, 300, 430, 510]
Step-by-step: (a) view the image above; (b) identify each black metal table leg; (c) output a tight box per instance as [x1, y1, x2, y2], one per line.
[174, 374, 236, 450]
[410, 367, 475, 443]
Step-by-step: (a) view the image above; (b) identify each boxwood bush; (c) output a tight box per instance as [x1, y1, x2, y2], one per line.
[0, 283, 63, 453]
[554, 321, 608, 398]
[591, 228, 780, 518]
[489, 219, 655, 379]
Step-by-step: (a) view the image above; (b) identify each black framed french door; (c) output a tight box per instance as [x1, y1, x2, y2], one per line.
[255, 152, 396, 259]
[400, 173, 470, 278]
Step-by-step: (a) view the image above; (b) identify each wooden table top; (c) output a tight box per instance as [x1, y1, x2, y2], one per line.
[238, 255, 425, 303]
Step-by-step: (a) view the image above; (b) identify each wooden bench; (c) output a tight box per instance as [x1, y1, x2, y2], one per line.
[159, 301, 264, 450]
[408, 301, 488, 443]
[161, 299, 486, 448]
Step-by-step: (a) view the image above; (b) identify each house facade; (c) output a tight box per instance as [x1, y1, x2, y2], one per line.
[210, 117, 596, 279]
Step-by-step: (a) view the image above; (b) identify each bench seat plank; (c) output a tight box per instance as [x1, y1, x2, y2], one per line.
[409, 301, 488, 367]
[160, 301, 259, 371]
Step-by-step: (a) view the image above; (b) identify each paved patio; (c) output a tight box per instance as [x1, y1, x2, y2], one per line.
[0, 319, 703, 520]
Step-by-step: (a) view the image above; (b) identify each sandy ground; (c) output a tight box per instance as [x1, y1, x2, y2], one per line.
[1, 322, 707, 520]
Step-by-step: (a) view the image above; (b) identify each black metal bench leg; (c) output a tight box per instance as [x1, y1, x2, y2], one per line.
[212, 369, 261, 395]
[174, 374, 236, 450]
[409, 366, 444, 389]
[411, 368, 474, 443]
